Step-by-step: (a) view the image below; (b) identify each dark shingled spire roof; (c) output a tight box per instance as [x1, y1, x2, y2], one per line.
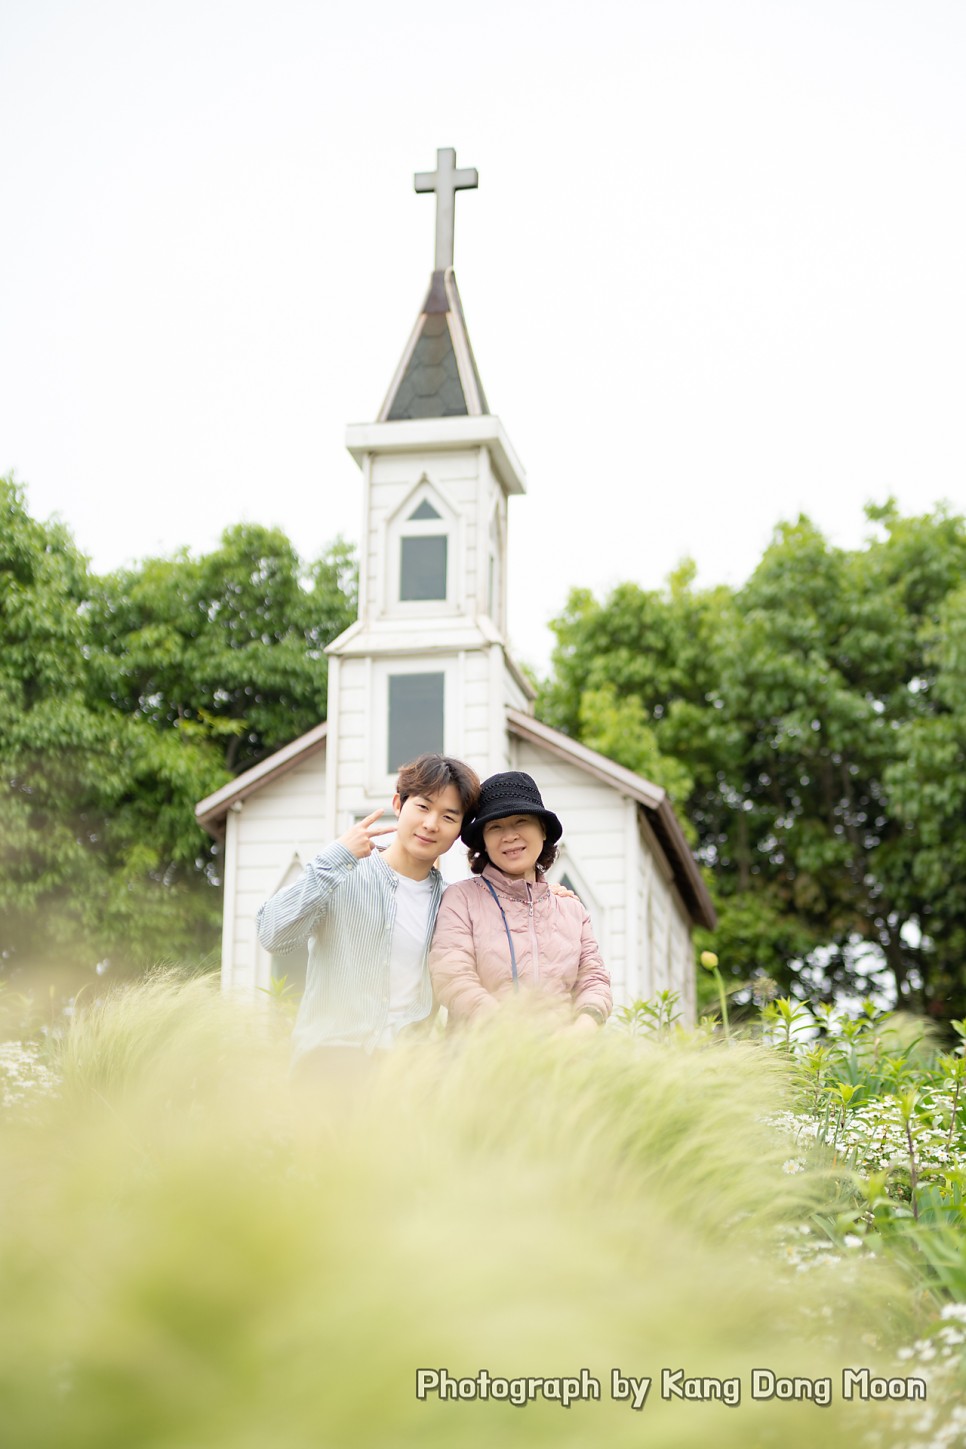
[378, 268, 489, 422]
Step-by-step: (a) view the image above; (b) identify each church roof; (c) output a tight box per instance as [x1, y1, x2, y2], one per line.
[195, 723, 328, 839]
[378, 268, 489, 421]
[505, 710, 717, 931]
[194, 711, 716, 931]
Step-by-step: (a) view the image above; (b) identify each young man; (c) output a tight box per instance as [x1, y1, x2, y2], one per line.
[256, 754, 480, 1074]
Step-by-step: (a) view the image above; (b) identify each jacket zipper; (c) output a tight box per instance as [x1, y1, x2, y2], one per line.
[527, 881, 540, 983]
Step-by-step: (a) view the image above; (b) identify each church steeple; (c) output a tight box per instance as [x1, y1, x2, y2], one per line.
[339, 144, 534, 799]
[378, 148, 489, 422]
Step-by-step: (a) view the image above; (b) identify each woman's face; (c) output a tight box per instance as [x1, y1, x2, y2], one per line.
[482, 814, 546, 881]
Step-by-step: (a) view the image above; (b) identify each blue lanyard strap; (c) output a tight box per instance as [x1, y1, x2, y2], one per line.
[481, 878, 519, 990]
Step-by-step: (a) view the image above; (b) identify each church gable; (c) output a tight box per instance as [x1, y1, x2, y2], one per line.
[218, 742, 329, 994]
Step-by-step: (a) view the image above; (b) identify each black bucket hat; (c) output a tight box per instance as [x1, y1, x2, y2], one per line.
[461, 771, 563, 851]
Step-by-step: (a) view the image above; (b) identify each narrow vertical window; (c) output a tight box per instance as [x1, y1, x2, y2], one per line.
[400, 535, 447, 600]
[487, 511, 502, 625]
[388, 672, 445, 771]
[398, 497, 449, 602]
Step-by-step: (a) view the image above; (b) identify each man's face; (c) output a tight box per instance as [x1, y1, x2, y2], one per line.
[392, 784, 464, 864]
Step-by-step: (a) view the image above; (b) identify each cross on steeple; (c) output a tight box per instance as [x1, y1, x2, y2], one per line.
[414, 147, 478, 272]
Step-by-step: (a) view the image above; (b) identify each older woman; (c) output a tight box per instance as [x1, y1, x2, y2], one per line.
[429, 771, 612, 1032]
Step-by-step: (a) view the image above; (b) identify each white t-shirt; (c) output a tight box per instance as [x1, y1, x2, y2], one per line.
[380, 872, 434, 1045]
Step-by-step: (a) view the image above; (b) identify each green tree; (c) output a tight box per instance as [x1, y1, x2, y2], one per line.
[0, 477, 230, 978]
[576, 683, 695, 833]
[85, 523, 357, 774]
[0, 477, 357, 987]
[880, 567, 966, 1013]
[539, 503, 966, 1019]
[538, 563, 730, 808]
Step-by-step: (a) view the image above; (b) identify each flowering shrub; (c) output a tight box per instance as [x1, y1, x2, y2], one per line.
[0, 1040, 59, 1111]
[2, 972, 965, 1444]
[618, 985, 966, 1441]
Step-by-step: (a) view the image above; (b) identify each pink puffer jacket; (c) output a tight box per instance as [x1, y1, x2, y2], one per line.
[429, 863, 612, 1025]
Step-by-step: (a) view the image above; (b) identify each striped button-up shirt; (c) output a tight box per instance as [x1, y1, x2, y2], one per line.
[256, 842, 444, 1057]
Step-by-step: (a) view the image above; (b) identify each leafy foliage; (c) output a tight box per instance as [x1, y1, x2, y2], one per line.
[0, 477, 357, 983]
[540, 503, 966, 1017]
[0, 981, 928, 1447]
[84, 523, 357, 775]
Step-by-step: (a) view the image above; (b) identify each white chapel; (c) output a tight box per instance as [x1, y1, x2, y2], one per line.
[195, 148, 715, 1020]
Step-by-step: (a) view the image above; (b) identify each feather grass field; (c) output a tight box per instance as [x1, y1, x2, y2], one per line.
[0, 974, 936, 1447]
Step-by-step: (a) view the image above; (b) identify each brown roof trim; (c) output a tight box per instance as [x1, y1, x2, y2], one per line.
[506, 708, 717, 931]
[193, 708, 716, 929]
[195, 722, 328, 839]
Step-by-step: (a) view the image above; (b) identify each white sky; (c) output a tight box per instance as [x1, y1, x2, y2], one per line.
[2, 0, 964, 676]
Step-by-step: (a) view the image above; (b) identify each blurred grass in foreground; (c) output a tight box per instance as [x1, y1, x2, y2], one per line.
[0, 974, 931, 1447]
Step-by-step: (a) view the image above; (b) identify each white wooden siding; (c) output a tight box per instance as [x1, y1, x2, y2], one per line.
[504, 669, 532, 714]
[460, 650, 492, 763]
[226, 748, 328, 992]
[669, 895, 696, 1024]
[635, 838, 656, 1003]
[365, 450, 506, 621]
[335, 658, 369, 801]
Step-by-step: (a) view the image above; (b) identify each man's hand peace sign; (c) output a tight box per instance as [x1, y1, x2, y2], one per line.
[338, 808, 397, 861]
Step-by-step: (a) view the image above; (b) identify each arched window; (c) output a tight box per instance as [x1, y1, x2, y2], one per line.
[400, 498, 447, 601]
[386, 480, 456, 613]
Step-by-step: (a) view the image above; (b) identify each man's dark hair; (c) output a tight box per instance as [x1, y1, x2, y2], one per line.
[396, 754, 481, 820]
